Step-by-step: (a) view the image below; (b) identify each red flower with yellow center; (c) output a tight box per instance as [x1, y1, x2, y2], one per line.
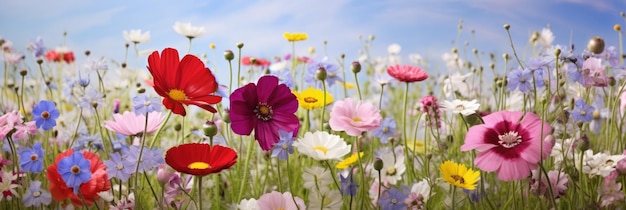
[147, 48, 222, 116]
[165, 143, 237, 176]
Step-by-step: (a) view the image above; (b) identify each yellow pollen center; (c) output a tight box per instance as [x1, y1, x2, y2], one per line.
[168, 89, 187, 101]
[451, 175, 465, 184]
[259, 105, 270, 115]
[188, 162, 211, 170]
[41, 111, 50, 119]
[275, 208, 286, 210]
[352, 117, 362, 122]
[282, 143, 289, 150]
[386, 167, 397, 176]
[456, 104, 465, 111]
[304, 97, 318, 103]
[313, 146, 329, 154]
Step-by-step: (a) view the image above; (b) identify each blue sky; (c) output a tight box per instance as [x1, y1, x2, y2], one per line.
[1, 0, 625, 80]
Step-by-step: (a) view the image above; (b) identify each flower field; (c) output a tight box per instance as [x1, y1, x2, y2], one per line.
[2, 11, 626, 210]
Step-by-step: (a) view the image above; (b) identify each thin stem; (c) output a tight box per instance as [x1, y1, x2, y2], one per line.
[321, 80, 327, 130]
[134, 112, 150, 196]
[228, 59, 234, 94]
[353, 71, 362, 100]
[150, 110, 173, 149]
[236, 138, 255, 201]
[197, 175, 203, 210]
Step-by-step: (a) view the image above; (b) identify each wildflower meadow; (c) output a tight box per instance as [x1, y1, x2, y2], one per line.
[3, 8, 626, 210]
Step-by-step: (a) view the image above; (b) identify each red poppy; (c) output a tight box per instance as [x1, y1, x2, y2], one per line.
[45, 50, 75, 63]
[386, 64, 428, 83]
[165, 143, 237, 176]
[242, 56, 271, 67]
[147, 48, 222, 116]
[46, 149, 110, 207]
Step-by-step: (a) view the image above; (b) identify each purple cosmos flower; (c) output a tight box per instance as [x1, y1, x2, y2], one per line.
[132, 93, 163, 115]
[22, 181, 52, 207]
[372, 117, 397, 144]
[31, 100, 60, 131]
[19, 142, 45, 173]
[26, 37, 46, 58]
[229, 75, 300, 151]
[271, 130, 295, 160]
[340, 171, 358, 196]
[57, 152, 92, 194]
[124, 145, 164, 173]
[104, 152, 134, 182]
[507, 67, 534, 93]
[305, 60, 343, 88]
[569, 98, 594, 123]
[73, 133, 104, 151]
[270, 69, 295, 89]
[377, 187, 408, 210]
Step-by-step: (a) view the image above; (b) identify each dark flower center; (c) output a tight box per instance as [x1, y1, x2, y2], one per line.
[30, 154, 38, 161]
[304, 97, 318, 103]
[254, 103, 273, 121]
[71, 165, 81, 174]
[452, 175, 465, 184]
[41, 111, 50, 119]
[498, 131, 522, 148]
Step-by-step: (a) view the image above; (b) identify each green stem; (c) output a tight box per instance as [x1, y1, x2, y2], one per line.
[353, 71, 362, 100]
[150, 110, 173, 149]
[198, 175, 203, 210]
[321, 80, 327, 130]
[236, 138, 255, 201]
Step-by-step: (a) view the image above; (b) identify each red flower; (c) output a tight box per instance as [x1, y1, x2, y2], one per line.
[165, 143, 237, 176]
[147, 48, 222, 116]
[242, 56, 271, 67]
[386, 64, 428, 83]
[45, 50, 75, 63]
[46, 149, 110, 207]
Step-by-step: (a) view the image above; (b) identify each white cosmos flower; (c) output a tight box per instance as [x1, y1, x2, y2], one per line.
[123, 29, 150, 44]
[409, 179, 432, 202]
[308, 189, 342, 210]
[237, 198, 260, 210]
[302, 166, 334, 190]
[575, 150, 625, 177]
[538, 28, 554, 48]
[387, 43, 401, 55]
[373, 147, 406, 185]
[173, 22, 205, 38]
[441, 99, 480, 116]
[294, 131, 351, 160]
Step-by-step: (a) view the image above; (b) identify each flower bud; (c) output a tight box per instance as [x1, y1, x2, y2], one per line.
[223, 110, 231, 123]
[316, 66, 327, 81]
[587, 36, 605, 54]
[503, 24, 510, 30]
[554, 48, 561, 57]
[224, 50, 234, 61]
[209, 43, 216, 49]
[502, 53, 509, 60]
[19, 69, 27, 76]
[36, 59, 43, 65]
[203, 121, 218, 138]
[373, 158, 383, 171]
[85, 50, 91, 56]
[113, 99, 120, 114]
[156, 164, 175, 186]
[615, 24, 622, 31]
[608, 76, 616, 86]
[236, 42, 244, 49]
[308, 47, 315, 54]
[121, 63, 127, 68]
[351, 61, 361, 74]
[174, 123, 182, 131]
[576, 135, 590, 151]
[137, 87, 145, 94]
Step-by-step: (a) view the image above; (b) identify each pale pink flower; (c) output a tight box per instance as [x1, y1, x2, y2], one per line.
[329, 98, 382, 136]
[0, 111, 36, 141]
[257, 191, 306, 210]
[529, 170, 569, 198]
[104, 111, 163, 136]
[598, 171, 624, 208]
[582, 57, 607, 87]
[461, 111, 552, 181]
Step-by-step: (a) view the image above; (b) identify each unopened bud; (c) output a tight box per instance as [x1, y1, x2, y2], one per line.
[502, 53, 509, 60]
[19, 69, 27, 76]
[174, 123, 182, 131]
[236, 42, 244, 49]
[223, 110, 231, 123]
[137, 88, 146, 94]
[609, 77, 616, 86]
[503, 24, 510, 30]
[85, 50, 90, 56]
[576, 135, 590, 151]
[615, 24, 622, 32]
[224, 50, 234, 61]
[316, 66, 327, 81]
[209, 43, 216, 49]
[121, 63, 127, 68]
[587, 36, 605, 54]
[351, 61, 361, 73]
[203, 121, 218, 138]
[554, 48, 561, 57]
[373, 158, 383, 171]
[36, 59, 43, 65]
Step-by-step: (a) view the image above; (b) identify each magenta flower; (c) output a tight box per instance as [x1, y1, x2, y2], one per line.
[229, 75, 300, 151]
[460, 111, 553, 181]
[104, 111, 164, 137]
[329, 98, 382, 136]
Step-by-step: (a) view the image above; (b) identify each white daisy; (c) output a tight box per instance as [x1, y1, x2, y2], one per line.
[122, 29, 150, 44]
[302, 166, 334, 190]
[538, 28, 554, 48]
[237, 198, 259, 210]
[440, 99, 480, 116]
[308, 189, 342, 210]
[294, 131, 351, 161]
[372, 147, 406, 185]
[575, 150, 625, 177]
[173, 22, 205, 38]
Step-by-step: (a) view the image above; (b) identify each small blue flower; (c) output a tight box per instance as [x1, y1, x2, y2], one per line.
[73, 134, 104, 151]
[83, 57, 108, 72]
[19, 143, 45, 173]
[270, 69, 295, 89]
[377, 187, 408, 210]
[104, 152, 134, 182]
[57, 152, 92, 194]
[26, 37, 46, 58]
[22, 181, 52, 207]
[79, 89, 105, 111]
[305, 59, 343, 88]
[124, 146, 164, 173]
[271, 130, 295, 160]
[132, 93, 163, 115]
[340, 172, 358, 196]
[507, 68, 533, 93]
[569, 98, 594, 123]
[31, 100, 60, 131]
[372, 117, 397, 144]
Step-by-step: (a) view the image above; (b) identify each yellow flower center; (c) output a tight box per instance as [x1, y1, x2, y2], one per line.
[168, 89, 187, 101]
[304, 97, 318, 103]
[451, 175, 465, 184]
[41, 111, 50, 119]
[188, 162, 211, 170]
[313, 146, 328, 154]
[352, 117, 362, 122]
[254, 103, 273, 121]
[386, 167, 397, 176]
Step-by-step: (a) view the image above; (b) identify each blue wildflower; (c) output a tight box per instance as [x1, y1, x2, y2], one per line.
[305, 59, 342, 88]
[371, 117, 397, 144]
[124, 145, 164, 173]
[57, 152, 92, 194]
[83, 57, 108, 72]
[377, 187, 408, 210]
[104, 152, 134, 182]
[132, 93, 163, 115]
[271, 130, 295, 160]
[340, 172, 358, 196]
[19, 143, 45, 173]
[569, 98, 594, 123]
[26, 37, 46, 58]
[22, 181, 52, 207]
[73, 133, 104, 151]
[31, 100, 60, 131]
[270, 69, 295, 89]
[506, 68, 533, 93]
[79, 89, 105, 111]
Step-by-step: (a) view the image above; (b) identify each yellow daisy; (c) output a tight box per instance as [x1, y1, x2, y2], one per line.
[293, 87, 333, 110]
[337, 81, 356, 89]
[283, 32, 308, 42]
[440, 160, 480, 190]
[336, 152, 364, 169]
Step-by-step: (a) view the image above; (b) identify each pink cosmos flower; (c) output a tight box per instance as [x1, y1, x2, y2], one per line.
[329, 98, 382, 136]
[461, 111, 553, 181]
[581, 57, 607, 87]
[257, 191, 306, 210]
[0, 111, 36, 141]
[104, 111, 163, 136]
[386, 64, 428, 83]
